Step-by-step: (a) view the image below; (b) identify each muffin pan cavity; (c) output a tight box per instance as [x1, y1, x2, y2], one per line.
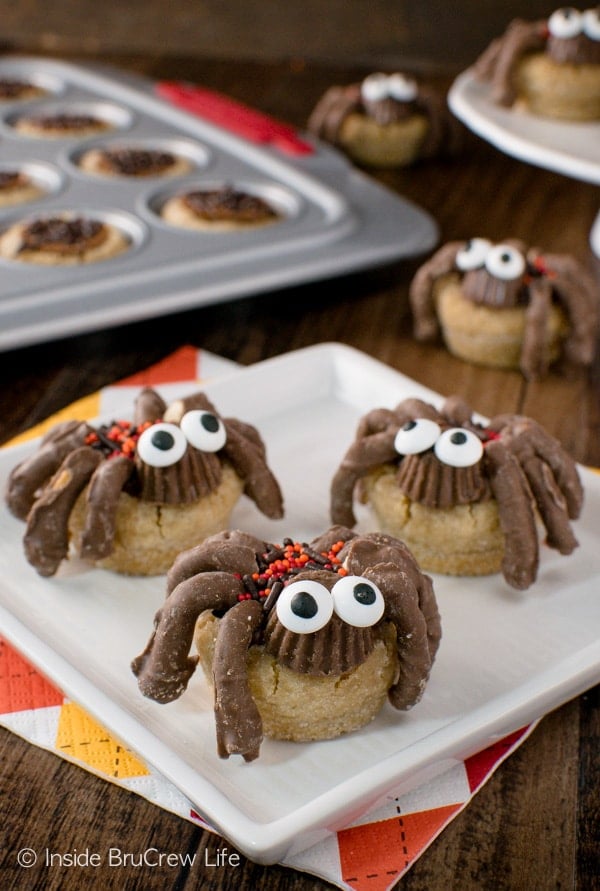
[148, 178, 302, 232]
[0, 56, 437, 351]
[0, 160, 65, 208]
[4, 100, 133, 139]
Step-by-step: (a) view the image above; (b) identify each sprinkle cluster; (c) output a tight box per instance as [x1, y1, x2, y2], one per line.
[236, 538, 348, 609]
[85, 419, 156, 460]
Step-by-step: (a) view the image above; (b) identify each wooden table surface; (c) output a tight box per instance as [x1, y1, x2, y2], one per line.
[0, 50, 598, 891]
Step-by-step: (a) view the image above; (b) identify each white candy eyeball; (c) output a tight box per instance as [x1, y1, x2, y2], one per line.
[548, 7, 583, 38]
[387, 73, 418, 102]
[484, 243, 526, 280]
[394, 418, 441, 455]
[137, 422, 188, 467]
[180, 410, 226, 452]
[456, 238, 492, 271]
[361, 73, 389, 103]
[276, 579, 334, 634]
[434, 427, 484, 468]
[332, 575, 385, 627]
[583, 8, 600, 39]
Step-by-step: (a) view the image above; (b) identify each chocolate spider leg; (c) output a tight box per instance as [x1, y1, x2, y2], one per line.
[520, 277, 554, 379]
[479, 19, 547, 106]
[220, 420, 284, 519]
[309, 525, 356, 555]
[307, 84, 362, 143]
[134, 387, 167, 424]
[484, 439, 539, 589]
[502, 422, 582, 553]
[371, 563, 436, 709]
[132, 571, 244, 703]
[537, 252, 600, 366]
[6, 420, 92, 520]
[213, 598, 264, 761]
[79, 455, 135, 560]
[23, 446, 103, 576]
[166, 530, 264, 594]
[409, 241, 465, 341]
[330, 430, 398, 527]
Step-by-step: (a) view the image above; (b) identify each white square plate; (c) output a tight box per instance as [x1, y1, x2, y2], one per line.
[1, 343, 599, 863]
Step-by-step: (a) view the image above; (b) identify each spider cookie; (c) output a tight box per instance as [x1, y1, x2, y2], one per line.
[308, 71, 463, 168]
[330, 395, 583, 590]
[78, 146, 192, 178]
[409, 237, 600, 379]
[132, 526, 441, 761]
[5, 388, 284, 577]
[0, 214, 130, 265]
[473, 7, 600, 121]
[161, 185, 280, 231]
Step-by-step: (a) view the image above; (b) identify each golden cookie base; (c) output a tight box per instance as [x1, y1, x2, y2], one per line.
[363, 466, 505, 577]
[68, 463, 244, 575]
[195, 613, 399, 741]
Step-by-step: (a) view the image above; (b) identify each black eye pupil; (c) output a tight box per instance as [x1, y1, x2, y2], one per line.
[151, 430, 175, 451]
[501, 252, 511, 263]
[354, 582, 376, 605]
[290, 591, 318, 620]
[201, 413, 219, 433]
[402, 420, 417, 431]
[450, 431, 468, 445]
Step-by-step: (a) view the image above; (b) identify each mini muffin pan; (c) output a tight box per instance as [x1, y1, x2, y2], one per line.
[0, 57, 438, 351]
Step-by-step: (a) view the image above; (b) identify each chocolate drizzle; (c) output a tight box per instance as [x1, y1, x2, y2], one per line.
[19, 217, 107, 256]
[182, 187, 277, 223]
[0, 171, 28, 190]
[97, 148, 177, 176]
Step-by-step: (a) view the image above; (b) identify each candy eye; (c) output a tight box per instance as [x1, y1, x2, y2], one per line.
[137, 422, 188, 467]
[456, 238, 492, 271]
[361, 73, 389, 103]
[179, 410, 226, 452]
[484, 243, 526, 280]
[548, 7, 583, 38]
[394, 418, 441, 455]
[583, 8, 600, 39]
[332, 575, 385, 627]
[434, 428, 484, 467]
[387, 73, 418, 102]
[276, 579, 334, 634]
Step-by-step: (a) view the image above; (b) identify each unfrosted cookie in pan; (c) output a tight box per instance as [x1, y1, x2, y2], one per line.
[161, 185, 280, 231]
[0, 79, 47, 101]
[78, 146, 192, 178]
[473, 8, 600, 121]
[0, 214, 129, 265]
[0, 170, 45, 207]
[12, 111, 114, 138]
